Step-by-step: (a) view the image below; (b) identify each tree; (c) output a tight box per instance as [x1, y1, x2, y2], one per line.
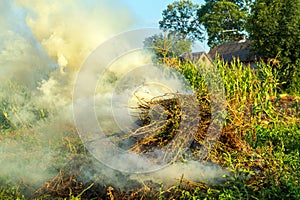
[143, 32, 192, 62]
[159, 0, 253, 48]
[198, 0, 247, 48]
[159, 0, 203, 41]
[247, 0, 300, 93]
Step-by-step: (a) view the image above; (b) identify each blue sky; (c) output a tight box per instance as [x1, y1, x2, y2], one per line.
[122, 0, 176, 27]
[122, 0, 209, 52]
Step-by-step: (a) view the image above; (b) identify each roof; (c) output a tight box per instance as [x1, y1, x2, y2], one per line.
[208, 40, 259, 63]
[179, 51, 213, 63]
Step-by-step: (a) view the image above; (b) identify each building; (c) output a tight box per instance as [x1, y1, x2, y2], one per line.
[208, 40, 260, 67]
[179, 51, 214, 67]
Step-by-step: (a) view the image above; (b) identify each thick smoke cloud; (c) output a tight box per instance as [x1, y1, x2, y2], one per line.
[0, 0, 229, 193]
[0, 1, 55, 88]
[0, 0, 134, 188]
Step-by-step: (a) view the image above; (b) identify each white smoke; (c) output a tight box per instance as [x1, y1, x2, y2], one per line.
[0, 0, 134, 189]
[0, 0, 229, 194]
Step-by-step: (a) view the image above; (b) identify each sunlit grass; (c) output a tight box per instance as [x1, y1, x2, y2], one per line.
[0, 58, 299, 199]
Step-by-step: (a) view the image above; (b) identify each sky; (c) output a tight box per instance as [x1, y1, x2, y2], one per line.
[122, 0, 176, 27]
[121, 0, 209, 52]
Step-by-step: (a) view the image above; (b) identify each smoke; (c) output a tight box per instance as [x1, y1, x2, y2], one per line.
[15, 0, 133, 72]
[0, 0, 134, 189]
[132, 161, 230, 186]
[0, 1, 54, 88]
[0, 0, 229, 195]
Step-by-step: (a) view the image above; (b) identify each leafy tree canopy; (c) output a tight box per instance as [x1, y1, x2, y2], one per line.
[247, 0, 300, 92]
[143, 32, 192, 61]
[198, 0, 247, 47]
[159, 0, 203, 41]
[159, 0, 249, 48]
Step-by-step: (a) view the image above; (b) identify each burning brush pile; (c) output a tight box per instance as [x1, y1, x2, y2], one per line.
[121, 93, 212, 163]
[121, 92, 250, 164]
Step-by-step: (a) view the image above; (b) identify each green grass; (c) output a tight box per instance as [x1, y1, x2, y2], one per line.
[174, 122, 299, 199]
[0, 58, 299, 199]
[0, 184, 25, 200]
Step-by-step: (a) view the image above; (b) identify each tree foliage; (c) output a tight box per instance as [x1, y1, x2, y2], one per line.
[247, 0, 300, 93]
[198, 0, 247, 47]
[159, 0, 203, 41]
[159, 0, 249, 47]
[143, 32, 192, 61]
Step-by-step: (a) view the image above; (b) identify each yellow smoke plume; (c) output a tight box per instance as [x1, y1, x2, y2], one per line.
[16, 0, 134, 73]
